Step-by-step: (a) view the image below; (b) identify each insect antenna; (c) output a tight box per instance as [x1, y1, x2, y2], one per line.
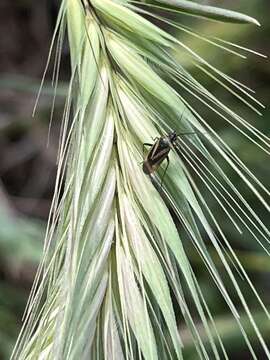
[176, 107, 208, 138]
[176, 130, 208, 138]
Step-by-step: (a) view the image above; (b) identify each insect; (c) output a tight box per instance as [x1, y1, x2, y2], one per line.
[142, 131, 178, 185]
[142, 129, 200, 185]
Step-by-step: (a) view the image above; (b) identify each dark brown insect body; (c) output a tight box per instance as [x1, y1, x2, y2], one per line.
[142, 132, 178, 178]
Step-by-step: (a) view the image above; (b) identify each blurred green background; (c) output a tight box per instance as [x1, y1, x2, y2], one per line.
[0, 0, 269, 359]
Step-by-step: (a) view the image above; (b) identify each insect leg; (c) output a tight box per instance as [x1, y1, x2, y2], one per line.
[161, 156, 169, 188]
[140, 143, 153, 164]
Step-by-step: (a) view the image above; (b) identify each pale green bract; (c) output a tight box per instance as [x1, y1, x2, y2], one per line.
[12, 0, 270, 359]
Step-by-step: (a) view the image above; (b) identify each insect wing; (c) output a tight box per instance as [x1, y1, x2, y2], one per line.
[150, 147, 170, 168]
[146, 139, 161, 161]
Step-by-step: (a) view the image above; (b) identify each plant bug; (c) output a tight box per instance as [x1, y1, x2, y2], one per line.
[142, 131, 178, 185]
[142, 130, 199, 185]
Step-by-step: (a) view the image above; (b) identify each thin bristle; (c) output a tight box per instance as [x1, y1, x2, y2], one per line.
[11, 1, 270, 359]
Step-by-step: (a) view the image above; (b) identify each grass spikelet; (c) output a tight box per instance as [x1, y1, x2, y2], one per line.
[12, 0, 269, 359]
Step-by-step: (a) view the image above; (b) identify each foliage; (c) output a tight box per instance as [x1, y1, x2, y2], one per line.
[4, 0, 269, 359]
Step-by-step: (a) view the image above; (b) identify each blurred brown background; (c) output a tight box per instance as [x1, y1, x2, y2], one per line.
[0, 0, 269, 359]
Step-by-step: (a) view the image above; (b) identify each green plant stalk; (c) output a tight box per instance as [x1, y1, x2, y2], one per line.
[11, 0, 270, 359]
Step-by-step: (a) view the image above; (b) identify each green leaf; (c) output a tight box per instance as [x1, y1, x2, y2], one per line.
[117, 245, 158, 360]
[153, 0, 260, 26]
[123, 195, 183, 359]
